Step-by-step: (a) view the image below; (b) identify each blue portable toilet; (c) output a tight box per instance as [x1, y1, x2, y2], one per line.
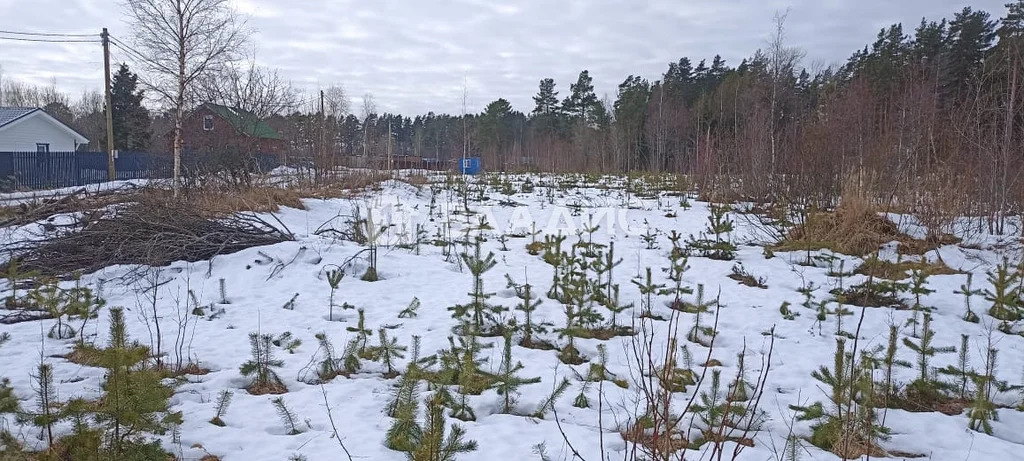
[459, 157, 481, 175]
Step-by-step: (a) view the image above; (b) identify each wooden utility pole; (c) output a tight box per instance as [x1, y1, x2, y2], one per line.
[102, 28, 115, 181]
[319, 90, 326, 176]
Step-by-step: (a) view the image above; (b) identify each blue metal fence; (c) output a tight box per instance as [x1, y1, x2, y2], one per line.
[0, 151, 281, 192]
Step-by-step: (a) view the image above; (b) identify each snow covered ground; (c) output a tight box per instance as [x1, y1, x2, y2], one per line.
[1, 174, 1023, 460]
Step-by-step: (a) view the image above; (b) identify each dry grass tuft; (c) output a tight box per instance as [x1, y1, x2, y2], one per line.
[403, 172, 431, 187]
[777, 194, 955, 256]
[854, 257, 961, 280]
[621, 425, 690, 454]
[247, 381, 288, 395]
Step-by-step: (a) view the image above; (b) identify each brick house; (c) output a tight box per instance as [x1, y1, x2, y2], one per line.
[180, 103, 287, 156]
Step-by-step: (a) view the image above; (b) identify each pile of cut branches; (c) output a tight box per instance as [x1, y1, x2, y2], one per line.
[3, 198, 291, 277]
[0, 185, 141, 229]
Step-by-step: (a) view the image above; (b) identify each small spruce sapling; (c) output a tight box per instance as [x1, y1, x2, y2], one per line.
[984, 258, 1021, 323]
[685, 285, 719, 346]
[779, 302, 798, 320]
[406, 393, 478, 461]
[313, 332, 343, 382]
[967, 346, 1000, 434]
[385, 371, 422, 452]
[399, 297, 421, 318]
[342, 337, 363, 375]
[93, 307, 182, 456]
[448, 239, 502, 334]
[347, 309, 373, 357]
[368, 328, 407, 378]
[660, 248, 693, 310]
[902, 313, 955, 403]
[2, 258, 39, 309]
[273, 332, 302, 354]
[30, 278, 74, 339]
[881, 325, 911, 400]
[491, 332, 541, 413]
[240, 332, 287, 394]
[955, 273, 982, 323]
[905, 269, 934, 337]
[505, 274, 550, 348]
[0, 333, 17, 415]
[271, 397, 303, 435]
[23, 362, 60, 446]
[532, 378, 571, 419]
[938, 335, 973, 400]
[282, 293, 299, 310]
[326, 269, 345, 320]
[632, 267, 665, 319]
[209, 390, 233, 426]
[686, 203, 737, 260]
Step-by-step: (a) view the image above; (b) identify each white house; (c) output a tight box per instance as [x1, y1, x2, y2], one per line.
[0, 107, 89, 152]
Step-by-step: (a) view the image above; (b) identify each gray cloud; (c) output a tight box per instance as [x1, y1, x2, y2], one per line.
[0, 0, 1009, 114]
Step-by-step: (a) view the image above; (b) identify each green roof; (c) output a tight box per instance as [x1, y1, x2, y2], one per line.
[206, 103, 284, 140]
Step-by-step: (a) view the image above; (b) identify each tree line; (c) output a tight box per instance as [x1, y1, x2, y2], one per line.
[2, 3, 1021, 229]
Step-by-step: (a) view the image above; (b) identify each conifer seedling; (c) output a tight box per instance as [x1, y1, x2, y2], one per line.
[326, 268, 345, 321]
[210, 390, 233, 426]
[271, 397, 303, 435]
[240, 332, 287, 394]
[955, 273, 982, 323]
[491, 332, 541, 413]
[399, 297, 421, 319]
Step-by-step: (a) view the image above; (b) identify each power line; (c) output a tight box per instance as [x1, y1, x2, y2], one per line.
[0, 29, 98, 38]
[109, 35, 180, 76]
[0, 36, 100, 43]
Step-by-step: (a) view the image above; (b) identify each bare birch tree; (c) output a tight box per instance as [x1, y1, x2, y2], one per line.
[124, 0, 247, 196]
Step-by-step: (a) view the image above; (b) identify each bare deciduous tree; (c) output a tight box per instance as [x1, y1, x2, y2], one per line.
[124, 0, 248, 196]
[200, 56, 299, 121]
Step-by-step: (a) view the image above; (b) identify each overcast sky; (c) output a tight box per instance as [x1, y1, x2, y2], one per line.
[0, 0, 1011, 115]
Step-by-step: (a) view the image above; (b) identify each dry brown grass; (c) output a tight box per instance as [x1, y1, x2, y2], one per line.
[403, 172, 430, 186]
[247, 381, 288, 395]
[776, 193, 956, 256]
[853, 257, 961, 280]
[620, 425, 690, 454]
[168, 185, 306, 215]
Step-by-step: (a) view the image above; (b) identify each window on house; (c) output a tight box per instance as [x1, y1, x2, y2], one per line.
[36, 143, 49, 153]
[203, 115, 214, 131]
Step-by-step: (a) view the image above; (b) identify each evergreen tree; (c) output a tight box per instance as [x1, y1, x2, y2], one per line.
[386, 372, 422, 452]
[209, 389, 233, 426]
[913, 18, 948, 66]
[93, 308, 181, 457]
[491, 333, 541, 413]
[449, 240, 502, 334]
[902, 313, 955, 401]
[984, 258, 1021, 322]
[505, 274, 550, 347]
[106, 63, 151, 151]
[946, 7, 998, 95]
[271, 397, 303, 435]
[967, 346, 1000, 434]
[532, 78, 560, 116]
[406, 393, 478, 461]
[240, 332, 286, 394]
[367, 328, 407, 378]
[955, 273, 983, 323]
[0, 333, 17, 416]
[561, 70, 600, 124]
